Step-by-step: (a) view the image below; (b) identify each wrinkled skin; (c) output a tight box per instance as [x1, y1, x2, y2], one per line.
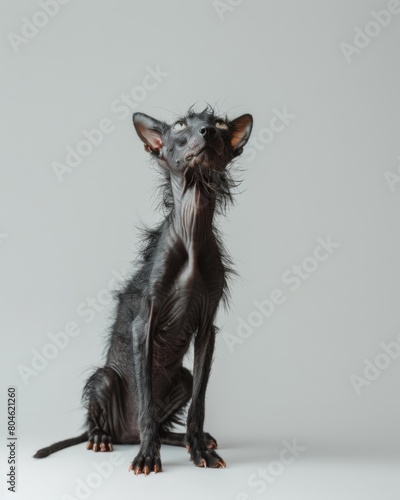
[34, 107, 253, 475]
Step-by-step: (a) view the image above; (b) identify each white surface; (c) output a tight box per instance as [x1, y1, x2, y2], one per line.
[9, 440, 400, 500]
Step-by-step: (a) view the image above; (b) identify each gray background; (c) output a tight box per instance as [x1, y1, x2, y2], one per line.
[1, 0, 400, 499]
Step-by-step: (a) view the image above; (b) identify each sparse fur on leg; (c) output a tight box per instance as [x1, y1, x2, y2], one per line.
[82, 366, 128, 452]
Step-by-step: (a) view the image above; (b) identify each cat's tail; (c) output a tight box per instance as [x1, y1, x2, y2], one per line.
[33, 432, 88, 459]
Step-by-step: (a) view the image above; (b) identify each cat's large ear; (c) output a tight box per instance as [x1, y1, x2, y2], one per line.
[230, 114, 253, 156]
[133, 113, 165, 154]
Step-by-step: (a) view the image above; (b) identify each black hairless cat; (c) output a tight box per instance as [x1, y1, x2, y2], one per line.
[34, 106, 253, 475]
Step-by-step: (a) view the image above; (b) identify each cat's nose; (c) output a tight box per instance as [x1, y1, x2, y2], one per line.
[199, 126, 216, 141]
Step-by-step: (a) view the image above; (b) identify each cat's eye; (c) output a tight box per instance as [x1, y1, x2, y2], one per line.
[215, 120, 228, 130]
[173, 121, 187, 131]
